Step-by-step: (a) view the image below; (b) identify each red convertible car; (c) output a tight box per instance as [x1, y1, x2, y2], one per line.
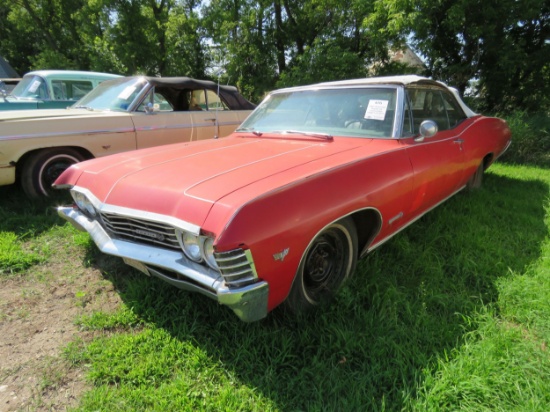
[55, 75, 511, 322]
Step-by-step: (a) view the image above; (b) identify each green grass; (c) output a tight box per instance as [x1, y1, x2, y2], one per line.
[1, 158, 549, 409]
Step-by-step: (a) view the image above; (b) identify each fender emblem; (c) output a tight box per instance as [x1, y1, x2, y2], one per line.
[273, 248, 289, 262]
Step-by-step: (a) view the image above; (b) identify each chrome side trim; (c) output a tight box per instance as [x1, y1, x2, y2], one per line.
[0, 126, 135, 141]
[388, 212, 403, 225]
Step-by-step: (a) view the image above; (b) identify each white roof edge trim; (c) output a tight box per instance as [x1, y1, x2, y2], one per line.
[24, 70, 122, 78]
[447, 87, 477, 117]
[271, 75, 478, 118]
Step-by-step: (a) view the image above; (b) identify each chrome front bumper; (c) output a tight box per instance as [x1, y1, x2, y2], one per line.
[57, 206, 269, 322]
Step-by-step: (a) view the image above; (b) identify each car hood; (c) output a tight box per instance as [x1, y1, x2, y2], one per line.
[56, 135, 387, 227]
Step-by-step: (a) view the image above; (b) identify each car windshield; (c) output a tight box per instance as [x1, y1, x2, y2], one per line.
[10, 75, 49, 100]
[237, 87, 398, 139]
[71, 77, 148, 112]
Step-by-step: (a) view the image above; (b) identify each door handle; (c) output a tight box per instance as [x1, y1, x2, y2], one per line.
[453, 138, 464, 150]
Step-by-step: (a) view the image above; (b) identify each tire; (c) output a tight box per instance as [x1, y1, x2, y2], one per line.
[466, 162, 484, 191]
[21, 148, 85, 198]
[285, 217, 358, 313]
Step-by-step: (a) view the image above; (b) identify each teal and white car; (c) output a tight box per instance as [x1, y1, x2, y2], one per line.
[0, 70, 121, 110]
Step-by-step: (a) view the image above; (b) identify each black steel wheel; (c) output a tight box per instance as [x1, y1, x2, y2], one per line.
[21, 148, 85, 198]
[285, 217, 358, 312]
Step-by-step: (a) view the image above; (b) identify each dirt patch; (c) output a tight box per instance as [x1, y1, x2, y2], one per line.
[0, 256, 121, 411]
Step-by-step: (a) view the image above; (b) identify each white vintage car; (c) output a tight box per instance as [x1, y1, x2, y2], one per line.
[0, 76, 255, 197]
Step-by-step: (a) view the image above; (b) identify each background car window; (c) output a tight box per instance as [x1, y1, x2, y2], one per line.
[205, 89, 228, 110]
[51, 80, 93, 100]
[12, 75, 49, 99]
[189, 90, 205, 110]
[75, 77, 146, 111]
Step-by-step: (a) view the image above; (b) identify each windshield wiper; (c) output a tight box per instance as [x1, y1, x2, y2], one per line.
[72, 105, 94, 111]
[271, 130, 333, 141]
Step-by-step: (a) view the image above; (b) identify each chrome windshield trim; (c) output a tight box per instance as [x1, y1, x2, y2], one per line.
[71, 186, 201, 235]
[393, 86, 405, 138]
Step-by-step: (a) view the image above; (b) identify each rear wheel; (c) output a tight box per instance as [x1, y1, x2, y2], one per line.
[285, 217, 358, 313]
[21, 148, 85, 198]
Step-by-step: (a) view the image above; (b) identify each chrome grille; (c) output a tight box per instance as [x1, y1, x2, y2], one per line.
[100, 212, 180, 250]
[214, 249, 257, 288]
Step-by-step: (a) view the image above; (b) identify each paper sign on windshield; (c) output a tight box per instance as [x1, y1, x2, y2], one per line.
[118, 86, 136, 100]
[28, 80, 41, 93]
[364, 100, 389, 121]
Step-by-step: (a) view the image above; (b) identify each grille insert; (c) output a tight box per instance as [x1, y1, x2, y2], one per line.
[100, 212, 180, 250]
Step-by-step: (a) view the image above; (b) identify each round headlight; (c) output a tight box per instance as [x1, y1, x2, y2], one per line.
[181, 232, 202, 262]
[202, 237, 218, 270]
[71, 191, 96, 217]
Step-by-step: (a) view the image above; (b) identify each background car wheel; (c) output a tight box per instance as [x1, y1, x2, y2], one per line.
[21, 148, 85, 198]
[285, 217, 358, 313]
[466, 162, 484, 190]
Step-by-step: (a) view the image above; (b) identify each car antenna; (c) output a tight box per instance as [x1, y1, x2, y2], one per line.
[214, 68, 225, 139]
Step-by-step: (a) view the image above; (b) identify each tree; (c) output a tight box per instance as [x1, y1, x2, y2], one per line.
[367, 0, 550, 112]
[0, 0, 207, 77]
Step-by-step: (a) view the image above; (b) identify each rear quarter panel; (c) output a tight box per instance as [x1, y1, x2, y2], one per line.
[462, 116, 511, 174]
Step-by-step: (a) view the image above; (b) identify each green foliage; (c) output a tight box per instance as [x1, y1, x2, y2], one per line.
[367, 0, 550, 113]
[499, 111, 550, 167]
[77, 306, 143, 331]
[2, 0, 546, 112]
[0, 186, 69, 275]
[0, 232, 43, 274]
[276, 41, 367, 88]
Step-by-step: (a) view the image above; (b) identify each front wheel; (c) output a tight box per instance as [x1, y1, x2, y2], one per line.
[285, 217, 358, 313]
[21, 148, 85, 198]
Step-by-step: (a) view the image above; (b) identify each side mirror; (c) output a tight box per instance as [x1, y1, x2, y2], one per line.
[414, 120, 438, 142]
